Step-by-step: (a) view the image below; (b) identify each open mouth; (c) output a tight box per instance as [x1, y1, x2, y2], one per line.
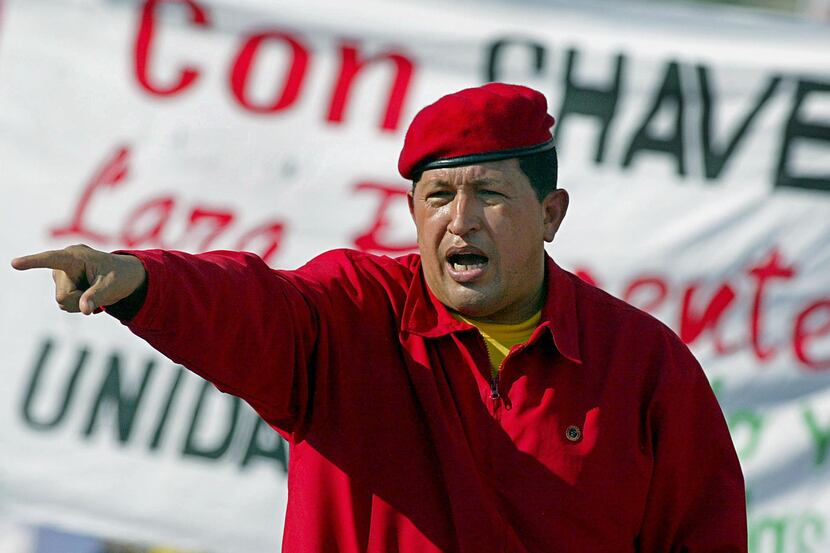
[445, 248, 490, 283]
[447, 252, 489, 272]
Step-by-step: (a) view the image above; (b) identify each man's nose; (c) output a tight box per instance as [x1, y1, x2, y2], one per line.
[447, 194, 481, 236]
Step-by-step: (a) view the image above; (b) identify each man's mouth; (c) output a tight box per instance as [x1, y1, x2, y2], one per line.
[448, 253, 488, 272]
[446, 249, 489, 282]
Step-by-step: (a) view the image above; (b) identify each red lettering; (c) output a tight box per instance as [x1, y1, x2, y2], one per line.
[134, 0, 209, 96]
[133, 11, 418, 128]
[121, 196, 175, 248]
[563, 255, 828, 372]
[679, 282, 737, 353]
[327, 43, 415, 131]
[173, 206, 235, 251]
[572, 268, 600, 288]
[794, 300, 830, 370]
[748, 250, 796, 361]
[622, 276, 668, 314]
[47, 143, 291, 260]
[230, 31, 309, 113]
[352, 182, 417, 253]
[236, 221, 285, 264]
[51, 146, 130, 244]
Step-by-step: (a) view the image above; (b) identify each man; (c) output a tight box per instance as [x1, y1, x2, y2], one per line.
[12, 83, 746, 552]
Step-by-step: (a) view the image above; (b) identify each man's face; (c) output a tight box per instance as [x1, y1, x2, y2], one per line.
[408, 158, 568, 324]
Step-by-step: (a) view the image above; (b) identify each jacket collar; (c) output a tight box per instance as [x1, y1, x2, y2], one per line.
[400, 254, 583, 364]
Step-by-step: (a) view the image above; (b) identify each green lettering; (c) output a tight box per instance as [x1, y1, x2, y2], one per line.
[728, 409, 765, 461]
[484, 37, 546, 83]
[698, 66, 780, 180]
[803, 406, 830, 466]
[796, 514, 825, 553]
[709, 377, 724, 399]
[775, 78, 830, 193]
[182, 380, 241, 461]
[83, 353, 157, 443]
[622, 61, 686, 176]
[240, 416, 288, 474]
[556, 49, 626, 163]
[750, 516, 788, 553]
[21, 338, 88, 431]
[149, 366, 186, 450]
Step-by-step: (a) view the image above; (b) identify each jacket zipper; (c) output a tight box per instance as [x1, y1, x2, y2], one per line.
[478, 332, 527, 404]
[489, 371, 500, 400]
[487, 344, 526, 402]
[483, 340, 503, 402]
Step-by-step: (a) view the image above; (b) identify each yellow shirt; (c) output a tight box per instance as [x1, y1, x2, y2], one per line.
[453, 311, 542, 376]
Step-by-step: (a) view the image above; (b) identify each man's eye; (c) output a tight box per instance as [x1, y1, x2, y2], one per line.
[427, 191, 453, 200]
[480, 190, 505, 198]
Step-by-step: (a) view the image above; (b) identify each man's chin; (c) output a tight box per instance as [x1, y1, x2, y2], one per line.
[443, 286, 499, 319]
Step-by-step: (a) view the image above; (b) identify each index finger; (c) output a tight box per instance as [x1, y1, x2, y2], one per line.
[11, 249, 80, 272]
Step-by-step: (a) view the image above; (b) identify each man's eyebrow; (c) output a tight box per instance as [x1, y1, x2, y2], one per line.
[420, 176, 507, 188]
[421, 179, 450, 189]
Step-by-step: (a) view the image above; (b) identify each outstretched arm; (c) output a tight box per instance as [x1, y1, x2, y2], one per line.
[12, 244, 318, 436]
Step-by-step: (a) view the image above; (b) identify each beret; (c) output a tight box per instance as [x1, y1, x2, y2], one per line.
[398, 82, 556, 180]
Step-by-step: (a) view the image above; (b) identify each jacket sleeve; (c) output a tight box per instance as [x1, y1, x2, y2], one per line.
[637, 331, 748, 552]
[109, 249, 321, 436]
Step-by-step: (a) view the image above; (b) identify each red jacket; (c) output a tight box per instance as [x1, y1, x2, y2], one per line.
[116, 248, 747, 552]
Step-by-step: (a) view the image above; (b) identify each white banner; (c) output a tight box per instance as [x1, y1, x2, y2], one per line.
[1, 0, 829, 551]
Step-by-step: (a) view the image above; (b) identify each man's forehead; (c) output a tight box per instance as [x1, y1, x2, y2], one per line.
[420, 159, 521, 186]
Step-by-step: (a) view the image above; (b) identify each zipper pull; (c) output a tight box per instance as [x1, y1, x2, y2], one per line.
[490, 373, 500, 401]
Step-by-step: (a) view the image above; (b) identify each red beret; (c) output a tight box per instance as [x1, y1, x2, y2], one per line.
[398, 82, 556, 180]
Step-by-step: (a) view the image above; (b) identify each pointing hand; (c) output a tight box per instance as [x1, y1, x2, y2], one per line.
[11, 244, 146, 315]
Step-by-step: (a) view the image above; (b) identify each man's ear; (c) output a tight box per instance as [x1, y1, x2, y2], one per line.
[542, 189, 569, 242]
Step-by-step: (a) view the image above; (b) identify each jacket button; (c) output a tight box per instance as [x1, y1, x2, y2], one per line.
[565, 425, 581, 442]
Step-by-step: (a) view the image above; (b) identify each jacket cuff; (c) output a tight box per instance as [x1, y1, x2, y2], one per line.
[104, 250, 169, 330]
